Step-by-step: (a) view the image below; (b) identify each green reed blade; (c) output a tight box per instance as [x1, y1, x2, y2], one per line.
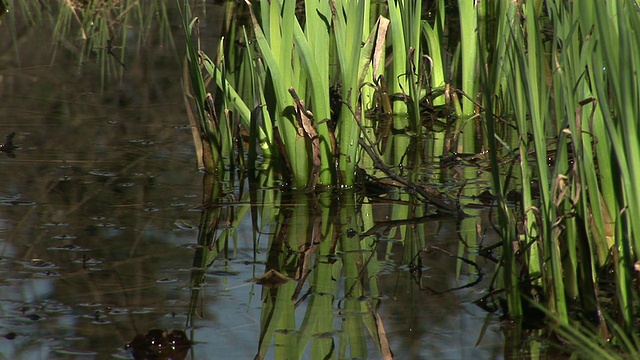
[386, 0, 408, 117]
[456, 0, 478, 118]
[291, 16, 333, 185]
[331, 0, 379, 186]
[591, 0, 640, 331]
[245, 0, 311, 188]
[422, 0, 446, 106]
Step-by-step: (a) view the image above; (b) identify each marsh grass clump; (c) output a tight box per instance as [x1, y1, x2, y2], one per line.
[183, 0, 640, 355]
[182, 0, 448, 189]
[478, 1, 640, 355]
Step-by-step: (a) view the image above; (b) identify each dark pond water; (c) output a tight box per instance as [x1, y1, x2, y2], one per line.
[1, 3, 507, 359]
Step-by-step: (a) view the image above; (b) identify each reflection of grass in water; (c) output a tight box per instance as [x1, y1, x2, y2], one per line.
[7, 0, 175, 88]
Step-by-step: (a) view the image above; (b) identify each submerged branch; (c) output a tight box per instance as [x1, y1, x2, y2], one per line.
[358, 136, 463, 216]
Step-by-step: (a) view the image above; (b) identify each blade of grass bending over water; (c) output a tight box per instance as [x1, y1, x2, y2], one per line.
[215, 59, 238, 165]
[203, 45, 252, 132]
[525, 298, 626, 360]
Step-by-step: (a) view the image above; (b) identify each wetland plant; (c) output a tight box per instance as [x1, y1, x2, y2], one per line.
[13, 0, 638, 357]
[183, 0, 640, 356]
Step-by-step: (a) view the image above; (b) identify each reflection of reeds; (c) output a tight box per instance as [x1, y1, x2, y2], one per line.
[253, 190, 400, 359]
[84, 0, 173, 83]
[187, 165, 465, 358]
[7, 1, 174, 89]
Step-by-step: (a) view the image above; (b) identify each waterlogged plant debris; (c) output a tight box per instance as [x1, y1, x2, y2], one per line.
[254, 269, 294, 288]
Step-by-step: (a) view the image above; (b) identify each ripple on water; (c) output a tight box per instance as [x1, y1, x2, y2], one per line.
[107, 308, 129, 315]
[20, 259, 58, 270]
[47, 244, 90, 251]
[42, 300, 72, 313]
[78, 303, 103, 308]
[73, 257, 103, 265]
[43, 221, 69, 227]
[173, 220, 196, 230]
[131, 308, 155, 315]
[156, 278, 179, 284]
[50, 233, 77, 240]
[54, 349, 98, 356]
[89, 169, 116, 177]
[34, 271, 62, 277]
[0, 200, 36, 206]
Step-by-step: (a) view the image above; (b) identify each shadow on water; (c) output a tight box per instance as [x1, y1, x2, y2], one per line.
[0, 2, 516, 360]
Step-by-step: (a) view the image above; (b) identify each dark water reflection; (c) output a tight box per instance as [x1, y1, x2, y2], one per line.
[1, 3, 505, 359]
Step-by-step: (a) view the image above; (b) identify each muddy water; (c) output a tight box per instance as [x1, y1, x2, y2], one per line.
[1, 3, 505, 360]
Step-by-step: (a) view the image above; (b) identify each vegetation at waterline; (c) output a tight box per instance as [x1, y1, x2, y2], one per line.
[183, 0, 640, 357]
[5, 0, 640, 357]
